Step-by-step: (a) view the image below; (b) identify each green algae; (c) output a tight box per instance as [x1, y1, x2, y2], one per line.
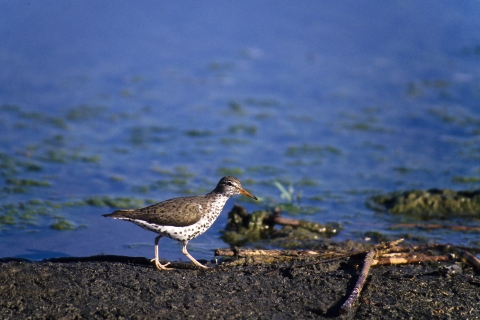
[243, 97, 279, 107]
[50, 218, 76, 231]
[268, 224, 338, 250]
[109, 175, 125, 182]
[274, 203, 318, 215]
[132, 167, 198, 195]
[152, 166, 196, 178]
[0, 215, 15, 226]
[453, 176, 480, 184]
[0, 195, 157, 230]
[3, 178, 51, 194]
[368, 189, 480, 219]
[217, 167, 244, 176]
[129, 125, 171, 145]
[346, 122, 389, 132]
[185, 130, 212, 137]
[20, 112, 69, 130]
[1, 104, 69, 130]
[170, 178, 187, 186]
[286, 144, 341, 157]
[1, 200, 53, 228]
[0, 153, 19, 177]
[297, 178, 318, 187]
[220, 138, 250, 145]
[66, 105, 107, 122]
[246, 166, 283, 175]
[22, 162, 42, 172]
[83, 196, 146, 209]
[428, 106, 480, 128]
[227, 101, 246, 116]
[0, 152, 43, 179]
[222, 206, 271, 245]
[340, 107, 392, 133]
[38, 149, 101, 164]
[228, 124, 257, 135]
[6, 179, 50, 187]
[0, 104, 22, 112]
[131, 185, 151, 194]
[43, 134, 67, 148]
[208, 61, 234, 71]
[407, 80, 451, 98]
[222, 205, 340, 248]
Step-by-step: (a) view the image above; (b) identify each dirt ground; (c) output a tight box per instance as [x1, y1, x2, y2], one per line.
[0, 253, 479, 319]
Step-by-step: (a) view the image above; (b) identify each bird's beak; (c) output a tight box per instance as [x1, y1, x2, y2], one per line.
[239, 188, 258, 200]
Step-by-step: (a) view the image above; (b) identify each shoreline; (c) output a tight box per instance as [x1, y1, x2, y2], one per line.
[1, 252, 479, 319]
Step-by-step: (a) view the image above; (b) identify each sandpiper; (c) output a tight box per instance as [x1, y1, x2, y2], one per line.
[103, 176, 257, 270]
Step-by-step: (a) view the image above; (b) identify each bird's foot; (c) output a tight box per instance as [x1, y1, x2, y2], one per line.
[150, 258, 173, 271]
[187, 255, 209, 269]
[193, 262, 209, 269]
[182, 245, 210, 269]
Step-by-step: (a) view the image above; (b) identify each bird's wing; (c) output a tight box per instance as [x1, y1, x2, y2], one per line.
[106, 197, 204, 227]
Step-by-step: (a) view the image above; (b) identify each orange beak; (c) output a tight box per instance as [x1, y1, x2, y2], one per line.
[239, 188, 258, 200]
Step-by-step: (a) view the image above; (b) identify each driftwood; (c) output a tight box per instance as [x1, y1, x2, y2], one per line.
[459, 250, 480, 270]
[373, 253, 450, 265]
[340, 250, 376, 314]
[214, 239, 405, 260]
[215, 248, 320, 258]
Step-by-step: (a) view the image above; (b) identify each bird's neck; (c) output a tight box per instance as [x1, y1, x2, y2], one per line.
[207, 192, 231, 205]
[204, 192, 231, 218]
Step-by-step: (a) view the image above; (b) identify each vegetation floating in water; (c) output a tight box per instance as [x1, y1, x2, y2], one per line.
[50, 218, 76, 231]
[221, 205, 340, 248]
[367, 189, 480, 219]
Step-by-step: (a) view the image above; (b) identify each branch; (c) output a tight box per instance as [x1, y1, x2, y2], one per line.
[214, 248, 320, 257]
[340, 250, 376, 315]
[459, 250, 480, 271]
[373, 254, 450, 265]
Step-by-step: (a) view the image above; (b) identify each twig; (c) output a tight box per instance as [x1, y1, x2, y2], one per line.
[340, 250, 376, 315]
[371, 238, 404, 251]
[373, 254, 450, 266]
[215, 239, 406, 263]
[339, 239, 404, 315]
[271, 216, 301, 226]
[459, 250, 480, 271]
[214, 248, 320, 257]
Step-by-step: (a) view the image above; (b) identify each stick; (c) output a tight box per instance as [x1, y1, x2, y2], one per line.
[340, 250, 376, 315]
[214, 248, 320, 257]
[459, 250, 480, 271]
[271, 216, 300, 227]
[373, 254, 450, 266]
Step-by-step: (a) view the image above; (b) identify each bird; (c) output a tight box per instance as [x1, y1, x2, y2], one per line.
[103, 176, 257, 270]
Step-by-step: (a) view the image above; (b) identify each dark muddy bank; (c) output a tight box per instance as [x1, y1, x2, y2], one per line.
[1, 252, 479, 319]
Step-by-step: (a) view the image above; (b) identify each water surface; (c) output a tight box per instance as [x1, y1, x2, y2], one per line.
[1, 1, 480, 261]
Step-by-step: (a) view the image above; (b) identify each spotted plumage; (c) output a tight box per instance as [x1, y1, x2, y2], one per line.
[103, 176, 257, 270]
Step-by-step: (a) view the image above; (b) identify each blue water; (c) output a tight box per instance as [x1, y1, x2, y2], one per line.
[1, 1, 480, 262]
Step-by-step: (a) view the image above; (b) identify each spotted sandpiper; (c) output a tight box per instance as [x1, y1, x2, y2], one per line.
[103, 176, 257, 270]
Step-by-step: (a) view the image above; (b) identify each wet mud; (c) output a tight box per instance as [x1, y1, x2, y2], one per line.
[1, 252, 479, 319]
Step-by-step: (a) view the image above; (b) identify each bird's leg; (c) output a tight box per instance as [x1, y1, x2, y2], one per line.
[150, 235, 173, 270]
[182, 241, 209, 269]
